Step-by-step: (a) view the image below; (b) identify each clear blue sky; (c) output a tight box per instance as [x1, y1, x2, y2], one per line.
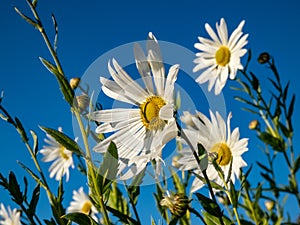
[1, 0, 300, 223]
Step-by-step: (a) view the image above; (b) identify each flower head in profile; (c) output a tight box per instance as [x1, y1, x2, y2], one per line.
[177, 110, 248, 192]
[193, 18, 248, 95]
[0, 204, 21, 225]
[40, 127, 74, 181]
[91, 32, 179, 179]
[66, 187, 98, 220]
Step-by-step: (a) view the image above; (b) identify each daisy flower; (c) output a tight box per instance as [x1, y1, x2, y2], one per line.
[40, 127, 74, 181]
[178, 110, 248, 193]
[0, 204, 21, 225]
[193, 18, 248, 95]
[91, 32, 179, 179]
[66, 187, 98, 220]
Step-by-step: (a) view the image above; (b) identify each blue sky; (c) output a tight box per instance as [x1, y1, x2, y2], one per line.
[1, 0, 300, 223]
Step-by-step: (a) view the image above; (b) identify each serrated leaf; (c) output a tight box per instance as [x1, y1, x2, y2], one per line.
[40, 126, 82, 155]
[30, 130, 39, 156]
[63, 212, 98, 225]
[195, 193, 221, 217]
[39, 57, 74, 106]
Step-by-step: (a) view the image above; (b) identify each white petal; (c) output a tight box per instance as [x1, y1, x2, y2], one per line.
[91, 108, 139, 123]
[159, 104, 174, 120]
[164, 64, 179, 102]
[148, 50, 165, 96]
[134, 43, 154, 93]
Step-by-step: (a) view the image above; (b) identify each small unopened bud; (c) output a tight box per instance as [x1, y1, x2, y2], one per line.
[258, 52, 270, 64]
[249, 120, 260, 130]
[216, 192, 231, 206]
[70, 77, 81, 89]
[160, 193, 190, 218]
[172, 155, 183, 169]
[76, 94, 90, 113]
[265, 200, 274, 211]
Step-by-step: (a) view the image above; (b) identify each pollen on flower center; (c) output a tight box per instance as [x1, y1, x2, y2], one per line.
[59, 146, 70, 160]
[140, 96, 166, 130]
[215, 46, 231, 67]
[210, 142, 232, 166]
[81, 201, 92, 214]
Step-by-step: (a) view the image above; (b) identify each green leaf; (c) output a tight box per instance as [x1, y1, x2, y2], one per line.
[39, 57, 74, 106]
[109, 182, 129, 215]
[169, 217, 179, 225]
[229, 181, 238, 208]
[250, 72, 260, 91]
[195, 193, 221, 217]
[256, 161, 272, 173]
[192, 172, 224, 191]
[14, 7, 38, 28]
[28, 184, 40, 217]
[17, 161, 45, 188]
[98, 141, 118, 194]
[202, 211, 232, 225]
[293, 155, 300, 174]
[171, 170, 185, 194]
[258, 132, 286, 152]
[40, 126, 82, 155]
[8, 172, 23, 204]
[63, 212, 98, 225]
[128, 168, 146, 205]
[287, 94, 295, 129]
[30, 130, 39, 156]
[278, 121, 292, 138]
[15, 117, 29, 142]
[106, 206, 139, 225]
[283, 81, 290, 102]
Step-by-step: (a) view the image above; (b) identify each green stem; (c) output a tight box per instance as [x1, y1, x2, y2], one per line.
[74, 110, 111, 225]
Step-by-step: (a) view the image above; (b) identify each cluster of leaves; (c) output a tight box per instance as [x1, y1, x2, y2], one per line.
[0, 0, 299, 225]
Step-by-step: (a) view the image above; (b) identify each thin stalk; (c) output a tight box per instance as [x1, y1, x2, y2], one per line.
[74, 109, 111, 225]
[180, 129, 225, 225]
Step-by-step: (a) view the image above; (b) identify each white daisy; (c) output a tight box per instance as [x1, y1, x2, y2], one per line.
[0, 204, 21, 225]
[66, 187, 98, 220]
[193, 18, 248, 95]
[91, 32, 179, 179]
[178, 110, 248, 193]
[40, 127, 74, 181]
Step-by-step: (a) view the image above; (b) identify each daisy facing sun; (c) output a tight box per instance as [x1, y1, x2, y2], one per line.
[193, 18, 248, 95]
[177, 110, 248, 193]
[91, 32, 179, 179]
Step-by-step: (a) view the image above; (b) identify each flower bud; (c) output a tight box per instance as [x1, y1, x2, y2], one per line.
[160, 193, 190, 218]
[257, 52, 270, 64]
[70, 78, 81, 89]
[265, 200, 274, 211]
[249, 119, 259, 130]
[76, 94, 90, 113]
[172, 155, 183, 169]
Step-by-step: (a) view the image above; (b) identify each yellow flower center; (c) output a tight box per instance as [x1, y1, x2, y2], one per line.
[81, 201, 92, 214]
[215, 46, 231, 67]
[140, 96, 166, 130]
[210, 142, 232, 166]
[59, 146, 70, 160]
